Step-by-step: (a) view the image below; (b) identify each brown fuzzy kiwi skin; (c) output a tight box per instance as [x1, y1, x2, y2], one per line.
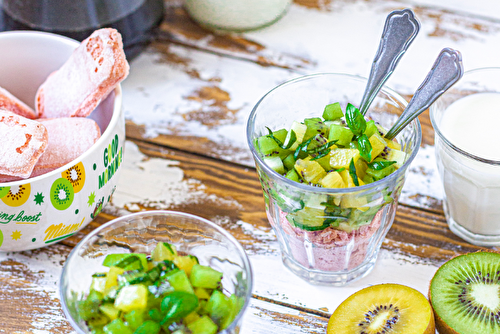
[424, 310, 436, 334]
[428, 250, 500, 334]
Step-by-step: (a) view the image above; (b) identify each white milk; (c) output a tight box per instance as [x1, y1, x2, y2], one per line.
[184, 0, 292, 31]
[436, 92, 500, 238]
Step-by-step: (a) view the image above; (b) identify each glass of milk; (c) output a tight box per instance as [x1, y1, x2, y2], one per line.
[184, 0, 292, 32]
[430, 67, 500, 246]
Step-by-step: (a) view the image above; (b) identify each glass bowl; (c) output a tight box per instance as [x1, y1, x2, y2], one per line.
[59, 210, 253, 333]
[247, 73, 421, 285]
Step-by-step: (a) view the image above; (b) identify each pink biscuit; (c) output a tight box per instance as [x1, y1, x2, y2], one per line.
[36, 28, 129, 118]
[0, 86, 37, 119]
[0, 109, 48, 178]
[268, 208, 383, 272]
[32, 118, 101, 175]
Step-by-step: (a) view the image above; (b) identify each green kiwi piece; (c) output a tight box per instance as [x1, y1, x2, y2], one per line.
[429, 251, 500, 334]
[50, 178, 75, 210]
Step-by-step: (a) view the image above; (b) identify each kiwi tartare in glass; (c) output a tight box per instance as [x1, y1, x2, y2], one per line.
[247, 73, 421, 285]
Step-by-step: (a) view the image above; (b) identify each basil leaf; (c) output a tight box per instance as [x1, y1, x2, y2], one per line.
[336, 167, 346, 173]
[345, 103, 366, 136]
[293, 137, 314, 160]
[266, 127, 296, 150]
[367, 160, 397, 170]
[349, 158, 360, 187]
[357, 134, 372, 162]
[310, 141, 337, 160]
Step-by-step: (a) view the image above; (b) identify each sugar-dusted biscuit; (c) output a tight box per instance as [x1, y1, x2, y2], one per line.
[36, 28, 129, 118]
[0, 86, 37, 119]
[0, 109, 48, 178]
[32, 118, 101, 175]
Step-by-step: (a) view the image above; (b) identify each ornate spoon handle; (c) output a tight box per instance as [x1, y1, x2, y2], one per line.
[359, 8, 420, 116]
[385, 48, 464, 140]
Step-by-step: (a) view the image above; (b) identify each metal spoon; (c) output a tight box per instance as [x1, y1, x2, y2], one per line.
[384, 48, 463, 140]
[359, 8, 420, 116]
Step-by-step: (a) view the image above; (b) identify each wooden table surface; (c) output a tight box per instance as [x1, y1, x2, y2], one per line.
[1, 0, 499, 332]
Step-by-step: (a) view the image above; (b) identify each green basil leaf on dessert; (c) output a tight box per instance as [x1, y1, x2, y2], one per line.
[357, 134, 372, 162]
[349, 158, 360, 187]
[367, 160, 397, 170]
[345, 103, 366, 136]
[310, 140, 337, 160]
[293, 137, 314, 160]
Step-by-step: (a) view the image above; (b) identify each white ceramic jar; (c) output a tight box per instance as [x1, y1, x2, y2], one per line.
[184, 0, 292, 32]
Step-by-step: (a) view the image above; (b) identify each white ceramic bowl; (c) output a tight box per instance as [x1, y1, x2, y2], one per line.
[0, 31, 125, 251]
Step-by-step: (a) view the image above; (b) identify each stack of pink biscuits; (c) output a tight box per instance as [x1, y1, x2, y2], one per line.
[0, 28, 129, 183]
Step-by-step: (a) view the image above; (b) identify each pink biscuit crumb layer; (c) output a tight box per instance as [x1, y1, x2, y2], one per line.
[269, 209, 382, 272]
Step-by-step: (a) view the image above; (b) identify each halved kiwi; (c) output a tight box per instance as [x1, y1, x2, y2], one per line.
[327, 284, 435, 334]
[429, 251, 500, 334]
[62, 162, 86, 193]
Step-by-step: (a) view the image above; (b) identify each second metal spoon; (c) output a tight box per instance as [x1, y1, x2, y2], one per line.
[384, 48, 464, 140]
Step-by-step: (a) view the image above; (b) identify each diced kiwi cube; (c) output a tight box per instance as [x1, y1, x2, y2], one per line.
[339, 169, 366, 188]
[78, 295, 102, 321]
[103, 319, 133, 334]
[282, 154, 296, 171]
[124, 309, 145, 330]
[151, 242, 177, 262]
[328, 124, 353, 147]
[187, 315, 218, 334]
[323, 102, 343, 121]
[194, 287, 212, 300]
[319, 171, 345, 188]
[166, 269, 195, 294]
[184, 311, 201, 325]
[386, 148, 407, 168]
[205, 290, 231, 326]
[285, 121, 307, 150]
[91, 275, 107, 294]
[173, 255, 199, 276]
[354, 159, 367, 179]
[114, 284, 148, 313]
[304, 118, 328, 141]
[294, 159, 327, 184]
[368, 133, 387, 160]
[133, 320, 161, 334]
[190, 264, 223, 289]
[263, 156, 285, 174]
[285, 169, 300, 182]
[329, 149, 360, 169]
[220, 294, 242, 330]
[364, 120, 378, 138]
[99, 303, 120, 321]
[105, 266, 125, 291]
[103, 254, 148, 271]
[366, 164, 396, 181]
[257, 135, 279, 155]
[384, 138, 402, 150]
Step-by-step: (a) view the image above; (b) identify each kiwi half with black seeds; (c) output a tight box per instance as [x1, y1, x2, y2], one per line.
[327, 283, 435, 334]
[429, 251, 500, 334]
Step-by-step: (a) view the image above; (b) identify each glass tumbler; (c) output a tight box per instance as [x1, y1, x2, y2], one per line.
[430, 68, 500, 246]
[247, 73, 421, 285]
[60, 211, 253, 333]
